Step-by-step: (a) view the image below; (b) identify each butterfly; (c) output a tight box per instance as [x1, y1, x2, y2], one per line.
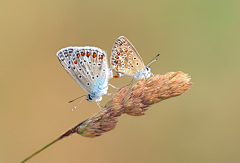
[110, 36, 159, 80]
[56, 46, 114, 109]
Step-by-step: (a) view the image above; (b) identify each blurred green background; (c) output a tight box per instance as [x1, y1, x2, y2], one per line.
[1, 1, 240, 163]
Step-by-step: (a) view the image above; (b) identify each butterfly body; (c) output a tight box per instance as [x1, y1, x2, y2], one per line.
[133, 67, 152, 79]
[56, 46, 112, 102]
[111, 36, 153, 80]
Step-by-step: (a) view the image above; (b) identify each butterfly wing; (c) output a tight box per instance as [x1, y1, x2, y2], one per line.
[111, 36, 145, 77]
[56, 46, 110, 96]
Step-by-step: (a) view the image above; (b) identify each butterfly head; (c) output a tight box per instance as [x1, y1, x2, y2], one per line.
[145, 66, 151, 75]
[143, 66, 152, 78]
[134, 66, 151, 79]
[86, 94, 94, 102]
[86, 94, 102, 102]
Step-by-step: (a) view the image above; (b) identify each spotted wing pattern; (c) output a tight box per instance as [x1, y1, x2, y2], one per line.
[110, 36, 145, 77]
[56, 46, 110, 96]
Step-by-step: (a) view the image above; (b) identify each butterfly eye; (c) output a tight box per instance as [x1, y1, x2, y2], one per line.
[148, 66, 151, 71]
[88, 94, 93, 101]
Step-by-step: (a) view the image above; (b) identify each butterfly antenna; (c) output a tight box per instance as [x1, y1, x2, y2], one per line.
[69, 95, 86, 103]
[146, 54, 160, 66]
[71, 96, 87, 111]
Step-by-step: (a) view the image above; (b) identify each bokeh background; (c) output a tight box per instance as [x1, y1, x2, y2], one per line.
[1, 1, 240, 163]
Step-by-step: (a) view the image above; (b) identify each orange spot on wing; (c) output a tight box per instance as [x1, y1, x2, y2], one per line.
[77, 54, 80, 58]
[87, 53, 91, 57]
[72, 66, 75, 69]
[81, 52, 85, 56]
[125, 49, 128, 52]
[93, 53, 97, 58]
[117, 52, 120, 56]
[116, 56, 119, 59]
[116, 65, 118, 70]
[115, 60, 118, 64]
[99, 56, 103, 59]
[74, 60, 77, 64]
[113, 75, 119, 78]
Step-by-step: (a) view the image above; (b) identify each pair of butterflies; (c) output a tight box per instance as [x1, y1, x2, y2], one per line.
[56, 36, 158, 107]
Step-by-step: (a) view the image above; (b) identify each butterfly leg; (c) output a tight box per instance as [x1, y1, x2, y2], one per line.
[108, 83, 120, 89]
[126, 76, 135, 87]
[96, 102, 104, 109]
[142, 72, 147, 80]
[104, 93, 113, 98]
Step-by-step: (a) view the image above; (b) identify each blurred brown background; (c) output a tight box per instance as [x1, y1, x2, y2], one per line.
[1, 1, 240, 163]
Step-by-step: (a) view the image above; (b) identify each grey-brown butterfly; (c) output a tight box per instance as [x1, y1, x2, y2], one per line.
[56, 46, 116, 109]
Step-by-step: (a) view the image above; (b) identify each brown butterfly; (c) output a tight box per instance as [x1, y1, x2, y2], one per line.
[111, 36, 159, 79]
